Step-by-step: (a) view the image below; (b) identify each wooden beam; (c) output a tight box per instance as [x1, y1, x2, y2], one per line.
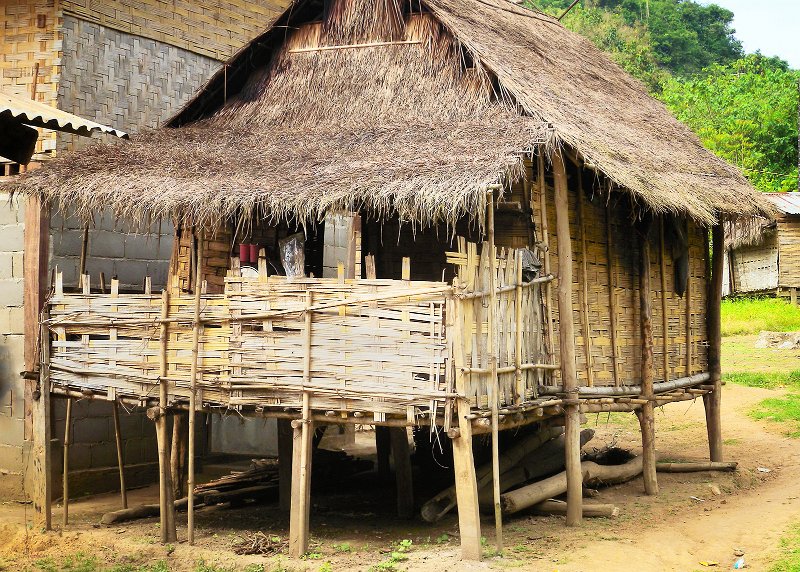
[551, 151, 583, 526]
[389, 427, 414, 519]
[636, 218, 659, 495]
[704, 223, 724, 462]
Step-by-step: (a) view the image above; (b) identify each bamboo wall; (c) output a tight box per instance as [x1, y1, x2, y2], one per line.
[777, 215, 800, 288]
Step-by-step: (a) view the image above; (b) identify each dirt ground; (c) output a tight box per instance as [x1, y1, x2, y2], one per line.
[1, 382, 798, 572]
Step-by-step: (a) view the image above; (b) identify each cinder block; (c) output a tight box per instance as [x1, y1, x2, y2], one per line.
[51, 229, 85, 258]
[67, 442, 92, 470]
[0, 254, 13, 279]
[123, 438, 144, 465]
[118, 411, 143, 436]
[0, 225, 24, 252]
[0, 415, 24, 444]
[10, 252, 23, 279]
[90, 441, 118, 468]
[0, 202, 21, 226]
[72, 416, 110, 444]
[114, 259, 149, 287]
[0, 280, 23, 309]
[0, 443, 23, 472]
[89, 230, 126, 258]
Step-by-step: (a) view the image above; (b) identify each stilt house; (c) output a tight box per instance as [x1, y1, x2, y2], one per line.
[12, 0, 770, 560]
[724, 192, 800, 302]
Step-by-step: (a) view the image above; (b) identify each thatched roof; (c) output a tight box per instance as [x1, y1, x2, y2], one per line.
[12, 0, 770, 228]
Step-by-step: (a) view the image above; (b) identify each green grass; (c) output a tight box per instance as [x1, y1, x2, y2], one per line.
[751, 393, 800, 438]
[721, 297, 800, 337]
[770, 523, 800, 571]
[723, 370, 800, 390]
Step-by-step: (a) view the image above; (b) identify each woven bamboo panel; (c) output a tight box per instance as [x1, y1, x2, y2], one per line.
[778, 215, 800, 288]
[0, 0, 63, 158]
[47, 274, 452, 418]
[62, 0, 287, 61]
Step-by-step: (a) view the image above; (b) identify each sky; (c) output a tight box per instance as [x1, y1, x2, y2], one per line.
[702, 0, 800, 68]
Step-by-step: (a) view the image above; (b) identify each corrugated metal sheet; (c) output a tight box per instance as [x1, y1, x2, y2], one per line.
[765, 192, 800, 215]
[0, 91, 128, 139]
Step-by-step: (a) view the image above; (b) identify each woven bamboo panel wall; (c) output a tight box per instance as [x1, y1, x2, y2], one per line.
[0, 0, 63, 158]
[47, 274, 453, 418]
[730, 236, 779, 292]
[61, 0, 287, 61]
[174, 227, 232, 294]
[778, 215, 800, 287]
[529, 159, 709, 388]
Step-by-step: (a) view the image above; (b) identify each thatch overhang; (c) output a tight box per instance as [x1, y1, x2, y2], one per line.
[11, 0, 772, 229]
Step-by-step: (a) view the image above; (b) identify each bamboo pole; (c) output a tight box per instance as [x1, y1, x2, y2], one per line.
[187, 231, 204, 545]
[78, 226, 88, 289]
[637, 218, 659, 495]
[156, 289, 176, 541]
[486, 190, 503, 552]
[605, 199, 620, 386]
[660, 218, 670, 382]
[576, 172, 594, 387]
[552, 150, 583, 526]
[538, 153, 556, 364]
[514, 250, 524, 403]
[62, 397, 72, 527]
[111, 400, 128, 509]
[704, 223, 724, 462]
[685, 219, 692, 377]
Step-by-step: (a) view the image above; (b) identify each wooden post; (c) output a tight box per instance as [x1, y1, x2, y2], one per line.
[449, 293, 482, 561]
[62, 397, 72, 527]
[277, 419, 293, 512]
[155, 289, 176, 542]
[704, 223, 724, 462]
[486, 189, 503, 552]
[375, 426, 391, 481]
[636, 217, 659, 495]
[32, 314, 53, 529]
[605, 199, 620, 386]
[111, 401, 128, 509]
[537, 154, 555, 361]
[660, 218, 670, 382]
[187, 232, 204, 545]
[390, 427, 414, 519]
[78, 226, 89, 288]
[551, 150, 583, 526]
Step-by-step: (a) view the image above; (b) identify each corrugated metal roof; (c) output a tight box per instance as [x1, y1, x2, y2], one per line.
[765, 192, 800, 215]
[0, 91, 128, 139]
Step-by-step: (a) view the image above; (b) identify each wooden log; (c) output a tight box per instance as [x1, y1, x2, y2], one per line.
[62, 397, 72, 527]
[203, 484, 278, 506]
[637, 217, 659, 496]
[187, 231, 204, 545]
[501, 457, 643, 515]
[531, 499, 619, 518]
[421, 427, 563, 522]
[111, 401, 128, 509]
[390, 427, 414, 519]
[704, 223, 724, 462]
[277, 419, 293, 512]
[656, 461, 737, 473]
[552, 150, 583, 526]
[171, 413, 187, 501]
[100, 497, 191, 525]
[155, 289, 176, 542]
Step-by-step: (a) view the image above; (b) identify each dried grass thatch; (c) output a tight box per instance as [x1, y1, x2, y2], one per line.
[12, 0, 771, 229]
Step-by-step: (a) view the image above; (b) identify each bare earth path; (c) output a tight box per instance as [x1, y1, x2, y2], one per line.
[1, 384, 798, 571]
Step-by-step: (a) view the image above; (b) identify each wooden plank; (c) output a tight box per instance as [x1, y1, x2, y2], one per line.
[552, 151, 583, 526]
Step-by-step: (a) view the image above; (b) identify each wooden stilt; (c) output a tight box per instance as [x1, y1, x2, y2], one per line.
[389, 427, 414, 519]
[637, 217, 659, 495]
[289, 393, 314, 558]
[155, 289, 176, 542]
[171, 414, 186, 500]
[33, 315, 53, 529]
[111, 401, 128, 509]
[486, 189, 503, 552]
[552, 150, 583, 526]
[605, 198, 620, 386]
[375, 426, 391, 481]
[277, 419, 293, 512]
[187, 232, 204, 545]
[704, 223, 724, 462]
[62, 397, 72, 527]
[449, 293, 482, 561]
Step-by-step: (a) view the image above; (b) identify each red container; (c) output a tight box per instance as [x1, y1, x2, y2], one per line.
[238, 243, 249, 263]
[249, 243, 259, 262]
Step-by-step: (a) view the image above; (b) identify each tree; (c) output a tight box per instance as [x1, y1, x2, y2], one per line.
[660, 54, 800, 192]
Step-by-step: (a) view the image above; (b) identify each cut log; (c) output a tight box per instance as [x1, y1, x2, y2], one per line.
[420, 427, 563, 522]
[202, 484, 277, 506]
[531, 499, 619, 518]
[656, 461, 737, 473]
[501, 457, 643, 515]
[478, 428, 595, 510]
[101, 497, 189, 525]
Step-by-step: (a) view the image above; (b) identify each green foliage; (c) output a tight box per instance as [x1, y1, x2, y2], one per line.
[661, 55, 800, 192]
[721, 297, 800, 336]
[770, 522, 800, 571]
[368, 540, 413, 572]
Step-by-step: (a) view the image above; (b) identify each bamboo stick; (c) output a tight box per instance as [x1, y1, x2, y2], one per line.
[78, 226, 88, 289]
[514, 250, 524, 404]
[685, 218, 692, 377]
[156, 289, 176, 542]
[537, 153, 555, 366]
[577, 172, 594, 387]
[605, 198, 620, 386]
[552, 150, 583, 526]
[111, 400, 128, 509]
[187, 231, 204, 545]
[62, 397, 72, 527]
[486, 190, 503, 552]
[660, 218, 670, 383]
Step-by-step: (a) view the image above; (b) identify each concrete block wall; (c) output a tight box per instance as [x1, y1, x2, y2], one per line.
[0, 192, 27, 498]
